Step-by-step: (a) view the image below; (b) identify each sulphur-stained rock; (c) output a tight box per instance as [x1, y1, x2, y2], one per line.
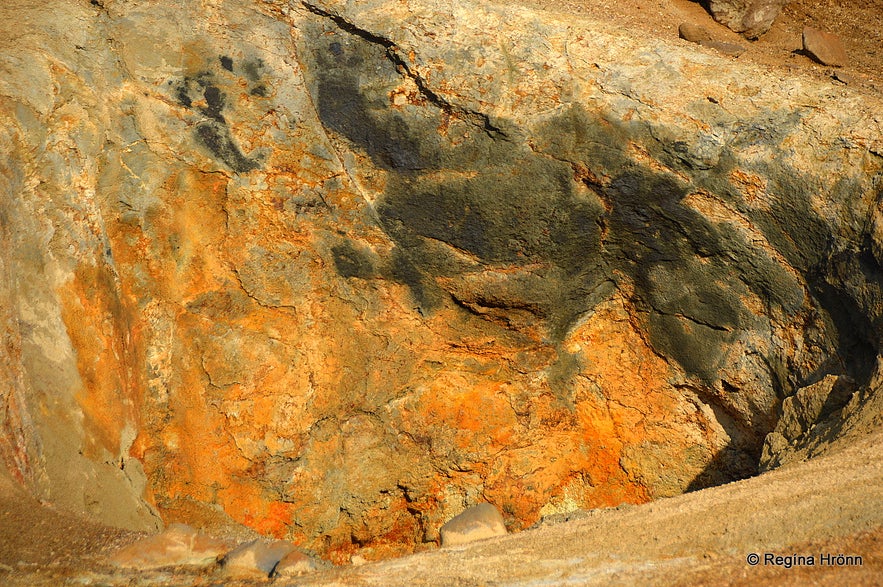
[110, 524, 235, 569]
[1, 0, 883, 568]
[707, 0, 786, 38]
[803, 26, 848, 67]
[271, 548, 332, 578]
[439, 504, 508, 547]
[220, 539, 296, 578]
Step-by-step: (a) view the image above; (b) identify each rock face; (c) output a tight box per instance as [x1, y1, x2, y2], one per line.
[706, 0, 786, 38]
[1, 0, 883, 564]
[761, 358, 883, 470]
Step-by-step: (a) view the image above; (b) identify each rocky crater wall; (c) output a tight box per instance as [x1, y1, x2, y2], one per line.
[1, 0, 882, 563]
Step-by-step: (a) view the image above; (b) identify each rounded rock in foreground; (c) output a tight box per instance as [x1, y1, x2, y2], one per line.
[109, 523, 235, 569]
[439, 503, 508, 547]
[220, 539, 296, 578]
[272, 548, 331, 578]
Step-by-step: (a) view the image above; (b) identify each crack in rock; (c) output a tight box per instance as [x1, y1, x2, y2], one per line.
[301, 1, 509, 140]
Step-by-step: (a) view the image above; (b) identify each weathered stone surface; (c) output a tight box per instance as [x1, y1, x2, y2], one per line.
[110, 524, 234, 569]
[220, 539, 296, 578]
[707, 0, 786, 38]
[0, 0, 882, 566]
[803, 26, 848, 67]
[439, 504, 508, 547]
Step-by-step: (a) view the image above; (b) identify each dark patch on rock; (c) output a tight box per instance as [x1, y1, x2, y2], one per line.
[220, 55, 234, 72]
[314, 51, 429, 172]
[331, 242, 375, 279]
[202, 84, 225, 122]
[171, 69, 262, 173]
[250, 85, 268, 97]
[242, 58, 264, 82]
[195, 122, 259, 173]
[302, 12, 879, 389]
[547, 348, 582, 407]
[388, 248, 442, 313]
[175, 83, 192, 108]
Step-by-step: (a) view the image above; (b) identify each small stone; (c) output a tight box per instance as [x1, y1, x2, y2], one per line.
[109, 523, 235, 569]
[271, 549, 330, 577]
[439, 503, 508, 547]
[803, 27, 848, 67]
[699, 40, 747, 57]
[350, 554, 368, 566]
[220, 539, 296, 578]
[832, 71, 855, 85]
[679, 23, 713, 44]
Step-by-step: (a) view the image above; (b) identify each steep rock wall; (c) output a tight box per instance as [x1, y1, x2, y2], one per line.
[1, 0, 882, 562]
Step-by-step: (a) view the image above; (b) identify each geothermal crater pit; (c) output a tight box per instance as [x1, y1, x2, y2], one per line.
[1, 0, 882, 581]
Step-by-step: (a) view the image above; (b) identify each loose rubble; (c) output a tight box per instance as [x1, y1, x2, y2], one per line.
[110, 529, 332, 580]
[109, 524, 235, 569]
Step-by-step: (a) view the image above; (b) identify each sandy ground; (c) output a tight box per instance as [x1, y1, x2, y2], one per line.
[0, 470, 146, 585]
[1, 1, 882, 585]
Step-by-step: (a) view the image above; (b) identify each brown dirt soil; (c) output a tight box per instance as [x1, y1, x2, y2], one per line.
[514, 0, 883, 94]
[2, 1, 882, 585]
